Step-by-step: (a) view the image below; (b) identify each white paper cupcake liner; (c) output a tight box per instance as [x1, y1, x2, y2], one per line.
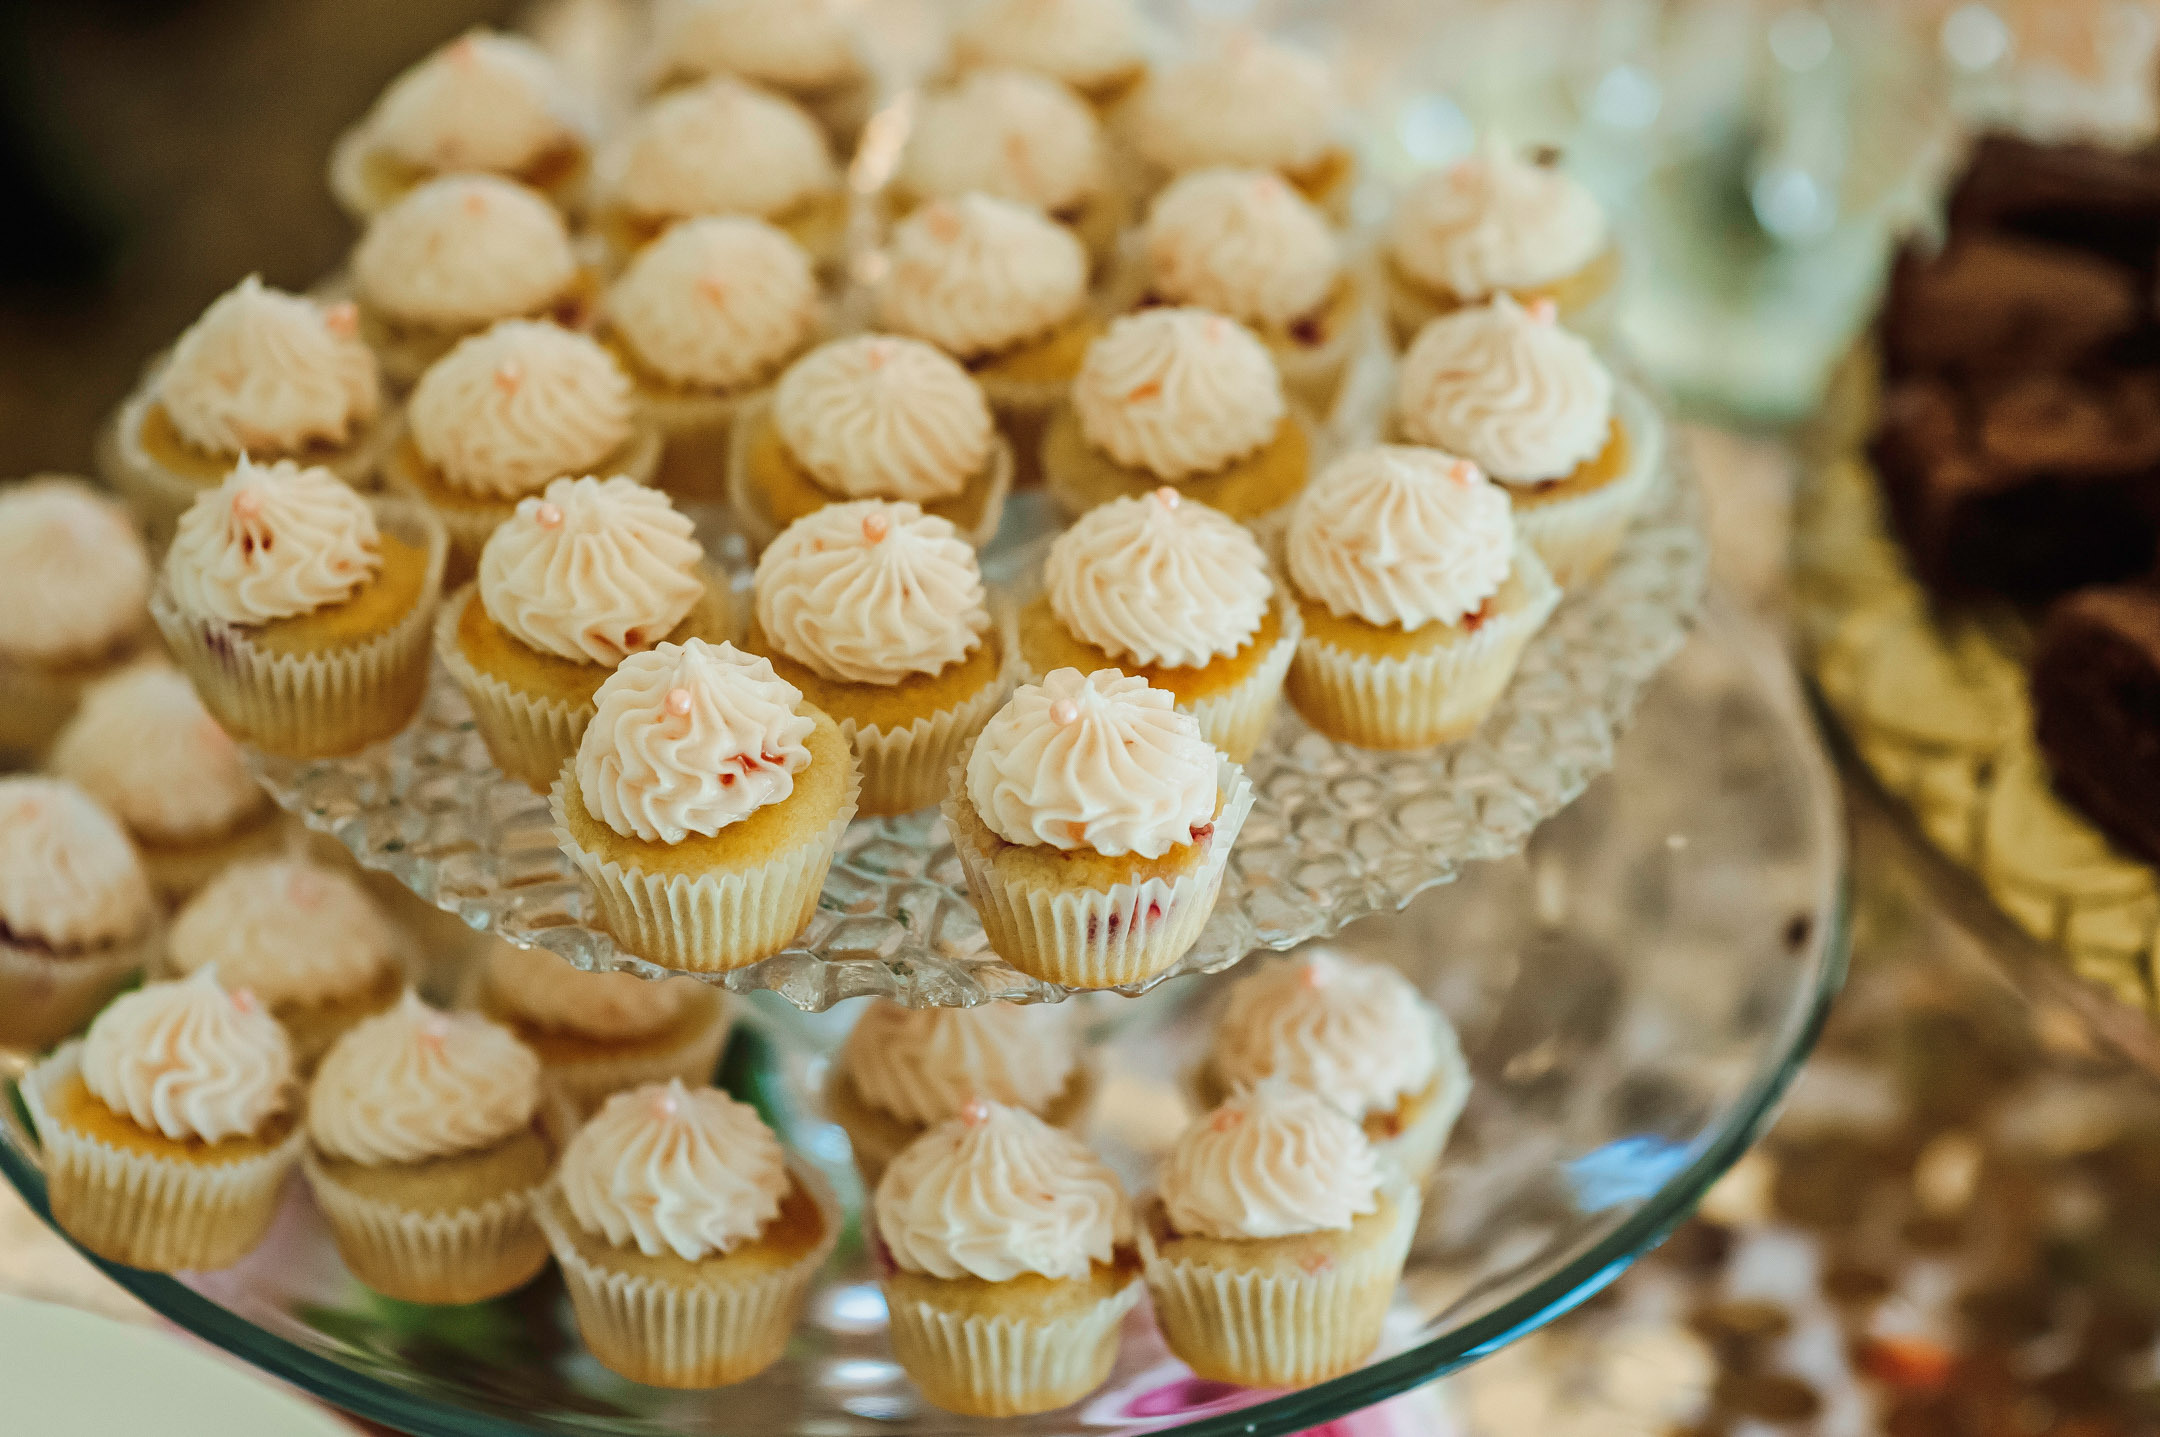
[0, 923, 159, 1055]
[840, 609, 1020, 818]
[1509, 384, 1665, 591]
[22, 1042, 307, 1272]
[433, 586, 593, 794]
[884, 1271, 1141, 1417]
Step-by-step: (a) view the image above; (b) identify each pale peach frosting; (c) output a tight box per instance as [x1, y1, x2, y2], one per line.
[1127, 36, 1339, 175]
[409, 321, 635, 500]
[1144, 168, 1341, 329]
[841, 1000, 1079, 1127]
[155, 276, 381, 457]
[605, 216, 817, 392]
[482, 942, 694, 1041]
[167, 857, 401, 1008]
[559, 1080, 790, 1260]
[773, 336, 994, 502]
[164, 459, 382, 627]
[0, 777, 155, 950]
[966, 668, 1217, 858]
[877, 194, 1088, 360]
[1160, 1079, 1381, 1240]
[0, 479, 149, 665]
[478, 476, 704, 665]
[1395, 294, 1614, 485]
[654, 0, 863, 92]
[353, 174, 578, 329]
[1210, 951, 1441, 1117]
[368, 30, 576, 177]
[51, 664, 265, 844]
[899, 68, 1105, 214]
[875, 1100, 1128, 1282]
[1287, 446, 1514, 630]
[754, 502, 989, 686]
[80, 968, 295, 1144]
[575, 639, 816, 844]
[954, 0, 1146, 91]
[309, 991, 542, 1166]
[1044, 489, 1270, 668]
[1073, 308, 1285, 480]
[605, 78, 837, 223]
[1389, 136, 1608, 299]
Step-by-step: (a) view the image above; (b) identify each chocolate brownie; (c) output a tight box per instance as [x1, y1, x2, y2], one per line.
[1948, 133, 2160, 272]
[1880, 235, 2140, 379]
[2033, 583, 2160, 865]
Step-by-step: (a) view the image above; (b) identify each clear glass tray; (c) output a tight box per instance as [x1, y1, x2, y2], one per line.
[0, 601, 1846, 1437]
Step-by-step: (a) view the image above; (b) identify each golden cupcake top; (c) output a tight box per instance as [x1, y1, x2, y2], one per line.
[1160, 1079, 1381, 1239]
[772, 335, 994, 504]
[899, 68, 1105, 215]
[1045, 487, 1270, 668]
[1287, 446, 1515, 630]
[0, 776, 154, 950]
[165, 458, 382, 626]
[1395, 293, 1613, 485]
[353, 174, 577, 329]
[1143, 167, 1341, 330]
[409, 320, 635, 500]
[604, 215, 817, 392]
[600, 78, 837, 223]
[841, 999, 1080, 1127]
[1389, 136, 1608, 299]
[0, 477, 148, 666]
[558, 1079, 789, 1260]
[154, 276, 380, 457]
[168, 856, 402, 1008]
[481, 942, 695, 1041]
[478, 475, 704, 665]
[878, 194, 1088, 360]
[1072, 308, 1284, 480]
[1124, 33, 1339, 176]
[80, 967, 295, 1145]
[364, 29, 580, 177]
[50, 662, 265, 845]
[309, 990, 542, 1166]
[651, 0, 864, 93]
[952, 0, 1147, 93]
[1209, 951, 1442, 1117]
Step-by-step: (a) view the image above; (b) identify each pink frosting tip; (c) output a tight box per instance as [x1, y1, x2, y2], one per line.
[533, 500, 563, 528]
[232, 988, 258, 1014]
[696, 276, 728, 307]
[861, 509, 891, 542]
[1528, 297, 1558, 325]
[1152, 485, 1181, 509]
[1049, 698, 1079, 726]
[1448, 459, 1479, 483]
[323, 301, 359, 336]
[664, 686, 694, 717]
[651, 1084, 682, 1117]
[231, 487, 264, 518]
[960, 1096, 991, 1126]
[492, 359, 524, 392]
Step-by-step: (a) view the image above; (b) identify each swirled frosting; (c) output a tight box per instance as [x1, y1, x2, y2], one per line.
[874, 1101, 1127, 1282]
[353, 174, 577, 329]
[309, 990, 542, 1166]
[164, 459, 382, 626]
[1395, 294, 1614, 484]
[878, 194, 1088, 359]
[606, 215, 816, 392]
[560, 1080, 789, 1259]
[482, 942, 694, 1040]
[0, 777, 154, 950]
[841, 1000, 1079, 1127]
[900, 68, 1104, 214]
[368, 30, 575, 176]
[80, 968, 294, 1144]
[1144, 168, 1340, 329]
[1073, 308, 1284, 480]
[155, 276, 381, 457]
[575, 639, 816, 843]
[1389, 137, 1608, 299]
[966, 668, 1216, 858]
[0, 478, 148, 666]
[754, 501, 989, 685]
[168, 857, 401, 1008]
[1210, 951, 1440, 1117]
[1287, 445, 1513, 630]
[1126, 36, 1338, 175]
[653, 0, 862, 91]
[478, 476, 703, 665]
[604, 78, 836, 223]
[954, 0, 1146, 91]
[409, 321, 634, 499]
[773, 336, 993, 502]
[1045, 489, 1270, 668]
[51, 664, 265, 845]
[1160, 1079, 1381, 1239]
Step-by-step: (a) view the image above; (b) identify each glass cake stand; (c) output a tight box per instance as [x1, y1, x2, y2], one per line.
[0, 600, 1845, 1437]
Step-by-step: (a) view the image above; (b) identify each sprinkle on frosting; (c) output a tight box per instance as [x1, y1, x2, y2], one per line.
[605, 215, 817, 392]
[575, 638, 816, 844]
[1160, 1079, 1381, 1240]
[409, 320, 635, 500]
[0, 478, 148, 666]
[1389, 136, 1608, 300]
[1125, 35, 1338, 176]
[1287, 446, 1514, 630]
[353, 174, 577, 330]
[155, 276, 381, 458]
[900, 68, 1105, 215]
[168, 857, 401, 1009]
[773, 335, 994, 503]
[1144, 168, 1340, 330]
[603, 78, 837, 224]
[1395, 294, 1614, 484]
[367, 30, 577, 177]
[1210, 951, 1441, 1117]
[652, 0, 863, 92]
[482, 942, 694, 1041]
[51, 664, 266, 845]
[479, 476, 703, 665]
[165, 459, 382, 627]
[309, 990, 542, 1166]
[875, 1100, 1128, 1282]
[80, 968, 295, 1145]
[0, 777, 155, 951]
[841, 999, 1080, 1127]
[1072, 308, 1284, 480]
[967, 668, 1216, 858]
[954, 0, 1146, 92]
[560, 1079, 789, 1260]
[878, 194, 1088, 360]
[1045, 490, 1270, 668]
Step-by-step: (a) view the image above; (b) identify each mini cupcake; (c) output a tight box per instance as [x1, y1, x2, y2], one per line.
[551, 639, 860, 972]
[1395, 295, 1654, 588]
[1282, 446, 1557, 750]
[729, 335, 1011, 549]
[1043, 308, 1309, 529]
[304, 991, 559, 1303]
[1119, 35, 1353, 218]
[536, 1079, 840, 1387]
[469, 942, 735, 1113]
[646, 0, 872, 148]
[152, 459, 447, 758]
[0, 479, 150, 758]
[943, 668, 1253, 989]
[106, 276, 387, 541]
[1198, 950, 1471, 1183]
[1020, 488, 1298, 762]
[1384, 137, 1617, 345]
[825, 999, 1089, 1190]
[1140, 1080, 1419, 1388]
[876, 1100, 1140, 1416]
[49, 662, 283, 901]
[385, 319, 658, 571]
[22, 968, 302, 1272]
[950, 0, 1149, 108]
[167, 856, 407, 1069]
[600, 216, 820, 503]
[436, 475, 731, 792]
[0, 777, 160, 1053]
[350, 174, 592, 385]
